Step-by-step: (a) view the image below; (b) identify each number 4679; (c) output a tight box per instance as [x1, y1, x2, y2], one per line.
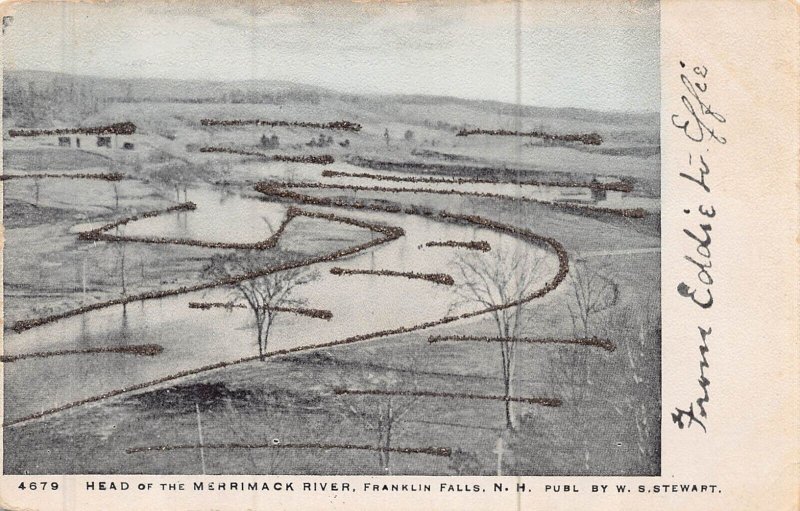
[18, 481, 59, 490]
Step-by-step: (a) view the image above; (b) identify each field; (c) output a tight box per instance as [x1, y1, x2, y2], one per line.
[2, 70, 660, 476]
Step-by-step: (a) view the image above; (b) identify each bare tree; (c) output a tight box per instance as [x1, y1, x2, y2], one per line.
[203, 253, 318, 361]
[149, 161, 196, 203]
[566, 259, 619, 337]
[97, 228, 129, 314]
[451, 248, 548, 430]
[218, 396, 285, 474]
[101, 227, 128, 298]
[550, 258, 619, 402]
[113, 183, 120, 210]
[331, 355, 423, 474]
[117, 237, 126, 297]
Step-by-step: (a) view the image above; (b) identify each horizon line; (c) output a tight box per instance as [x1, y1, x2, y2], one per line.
[4, 67, 660, 117]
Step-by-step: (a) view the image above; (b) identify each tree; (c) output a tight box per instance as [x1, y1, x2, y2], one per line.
[202, 253, 318, 361]
[329, 354, 423, 474]
[404, 129, 415, 142]
[550, 258, 619, 402]
[149, 161, 199, 202]
[100, 227, 129, 311]
[113, 183, 120, 210]
[566, 259, 619, 337]
[451, 248, 549, 430]
[116, 230, 127, 298]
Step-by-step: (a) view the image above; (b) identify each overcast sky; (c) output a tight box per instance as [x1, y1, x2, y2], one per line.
[3, 0, 659, 112]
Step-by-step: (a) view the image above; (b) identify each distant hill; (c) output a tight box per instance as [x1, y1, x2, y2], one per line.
[3, 69, 657, 132]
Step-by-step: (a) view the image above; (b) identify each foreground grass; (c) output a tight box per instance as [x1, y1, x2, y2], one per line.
[5, 247, 659, 475]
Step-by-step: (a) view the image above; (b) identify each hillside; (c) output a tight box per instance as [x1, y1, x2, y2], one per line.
[3, 70, 657, 137]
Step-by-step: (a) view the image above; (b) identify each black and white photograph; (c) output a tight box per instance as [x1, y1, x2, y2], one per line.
[3, 0, 662, 477]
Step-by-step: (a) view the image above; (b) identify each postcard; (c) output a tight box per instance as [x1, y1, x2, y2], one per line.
[0, 1, 797, 509]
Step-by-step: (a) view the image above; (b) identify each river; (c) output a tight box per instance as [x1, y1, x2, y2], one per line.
[4, 177, 562, 424]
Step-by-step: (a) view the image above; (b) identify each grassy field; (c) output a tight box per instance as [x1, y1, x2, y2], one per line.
[5, 274, 659, 475]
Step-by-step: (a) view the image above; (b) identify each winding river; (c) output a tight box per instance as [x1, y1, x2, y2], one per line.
[4, 178, 563, 424]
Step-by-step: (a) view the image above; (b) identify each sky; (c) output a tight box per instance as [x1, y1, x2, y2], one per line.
[2, 0, 660, 112]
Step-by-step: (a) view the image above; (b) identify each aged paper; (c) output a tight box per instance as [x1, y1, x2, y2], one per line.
[0, 0, 797, 509]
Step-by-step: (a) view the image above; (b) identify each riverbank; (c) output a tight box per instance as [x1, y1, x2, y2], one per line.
[5, 268, 659, 475]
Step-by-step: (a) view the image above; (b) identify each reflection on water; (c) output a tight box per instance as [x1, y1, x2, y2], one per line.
[123, 187, 289, 243]
[242, 161, 659, 212]
[4, 173, 561, 422]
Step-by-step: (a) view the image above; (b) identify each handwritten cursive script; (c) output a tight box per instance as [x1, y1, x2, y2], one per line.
[671, 61, 727, 144]
[671, 327, 711, 432]
[672, 60, 725, 432]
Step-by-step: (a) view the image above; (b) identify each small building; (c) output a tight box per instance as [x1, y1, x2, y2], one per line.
[260, 133, 279, 149]
[56, 135, 82, 148]
[92, 134, 135, 150]
[590, 178, 607, 201]
[9, 122, 137, 151]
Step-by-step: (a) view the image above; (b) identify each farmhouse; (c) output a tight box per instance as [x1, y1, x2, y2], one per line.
[9, 122, 137, 150]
